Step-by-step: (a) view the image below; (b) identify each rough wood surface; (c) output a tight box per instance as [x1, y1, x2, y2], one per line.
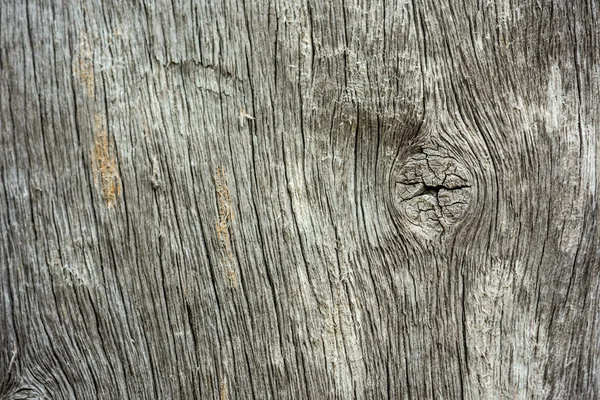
[1, 0, 599, 398]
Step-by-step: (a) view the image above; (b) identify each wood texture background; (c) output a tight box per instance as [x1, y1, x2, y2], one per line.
[1, 0, 599, 398]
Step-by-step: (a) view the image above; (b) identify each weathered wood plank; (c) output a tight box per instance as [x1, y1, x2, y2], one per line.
[1, 0, 598, 398]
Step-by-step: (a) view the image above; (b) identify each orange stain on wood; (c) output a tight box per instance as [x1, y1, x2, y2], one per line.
[92, 114, 121, 206]
[219, 376, 228, 400]
[215, 167, 234, 259]
[226, 269, 237, 289]
[73, 33, 95, 97]
[215, 167, 238, 288]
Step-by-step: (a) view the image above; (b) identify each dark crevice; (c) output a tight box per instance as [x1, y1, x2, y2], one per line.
[397, 182, 471, 202]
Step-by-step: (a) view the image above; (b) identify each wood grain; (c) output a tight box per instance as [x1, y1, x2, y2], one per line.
[1, 0, 598, 398]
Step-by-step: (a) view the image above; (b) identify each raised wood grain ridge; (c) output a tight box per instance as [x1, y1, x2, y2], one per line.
[1, 0, 599, 399]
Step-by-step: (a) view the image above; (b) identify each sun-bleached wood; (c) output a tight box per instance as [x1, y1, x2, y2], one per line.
[1, 0, 599, 398]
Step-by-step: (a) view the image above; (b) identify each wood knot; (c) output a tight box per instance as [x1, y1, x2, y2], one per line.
[4, 385, 44, 400]
[391, 145, 472, 236]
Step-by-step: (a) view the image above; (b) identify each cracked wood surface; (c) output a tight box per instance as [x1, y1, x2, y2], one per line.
[1, 0, 599, 399]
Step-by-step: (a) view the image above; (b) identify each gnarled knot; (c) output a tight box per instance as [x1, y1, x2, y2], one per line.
[391, 145, 472, 236]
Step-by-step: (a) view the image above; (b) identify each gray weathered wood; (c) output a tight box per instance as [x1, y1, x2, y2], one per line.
[1, 0, 599, 398]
